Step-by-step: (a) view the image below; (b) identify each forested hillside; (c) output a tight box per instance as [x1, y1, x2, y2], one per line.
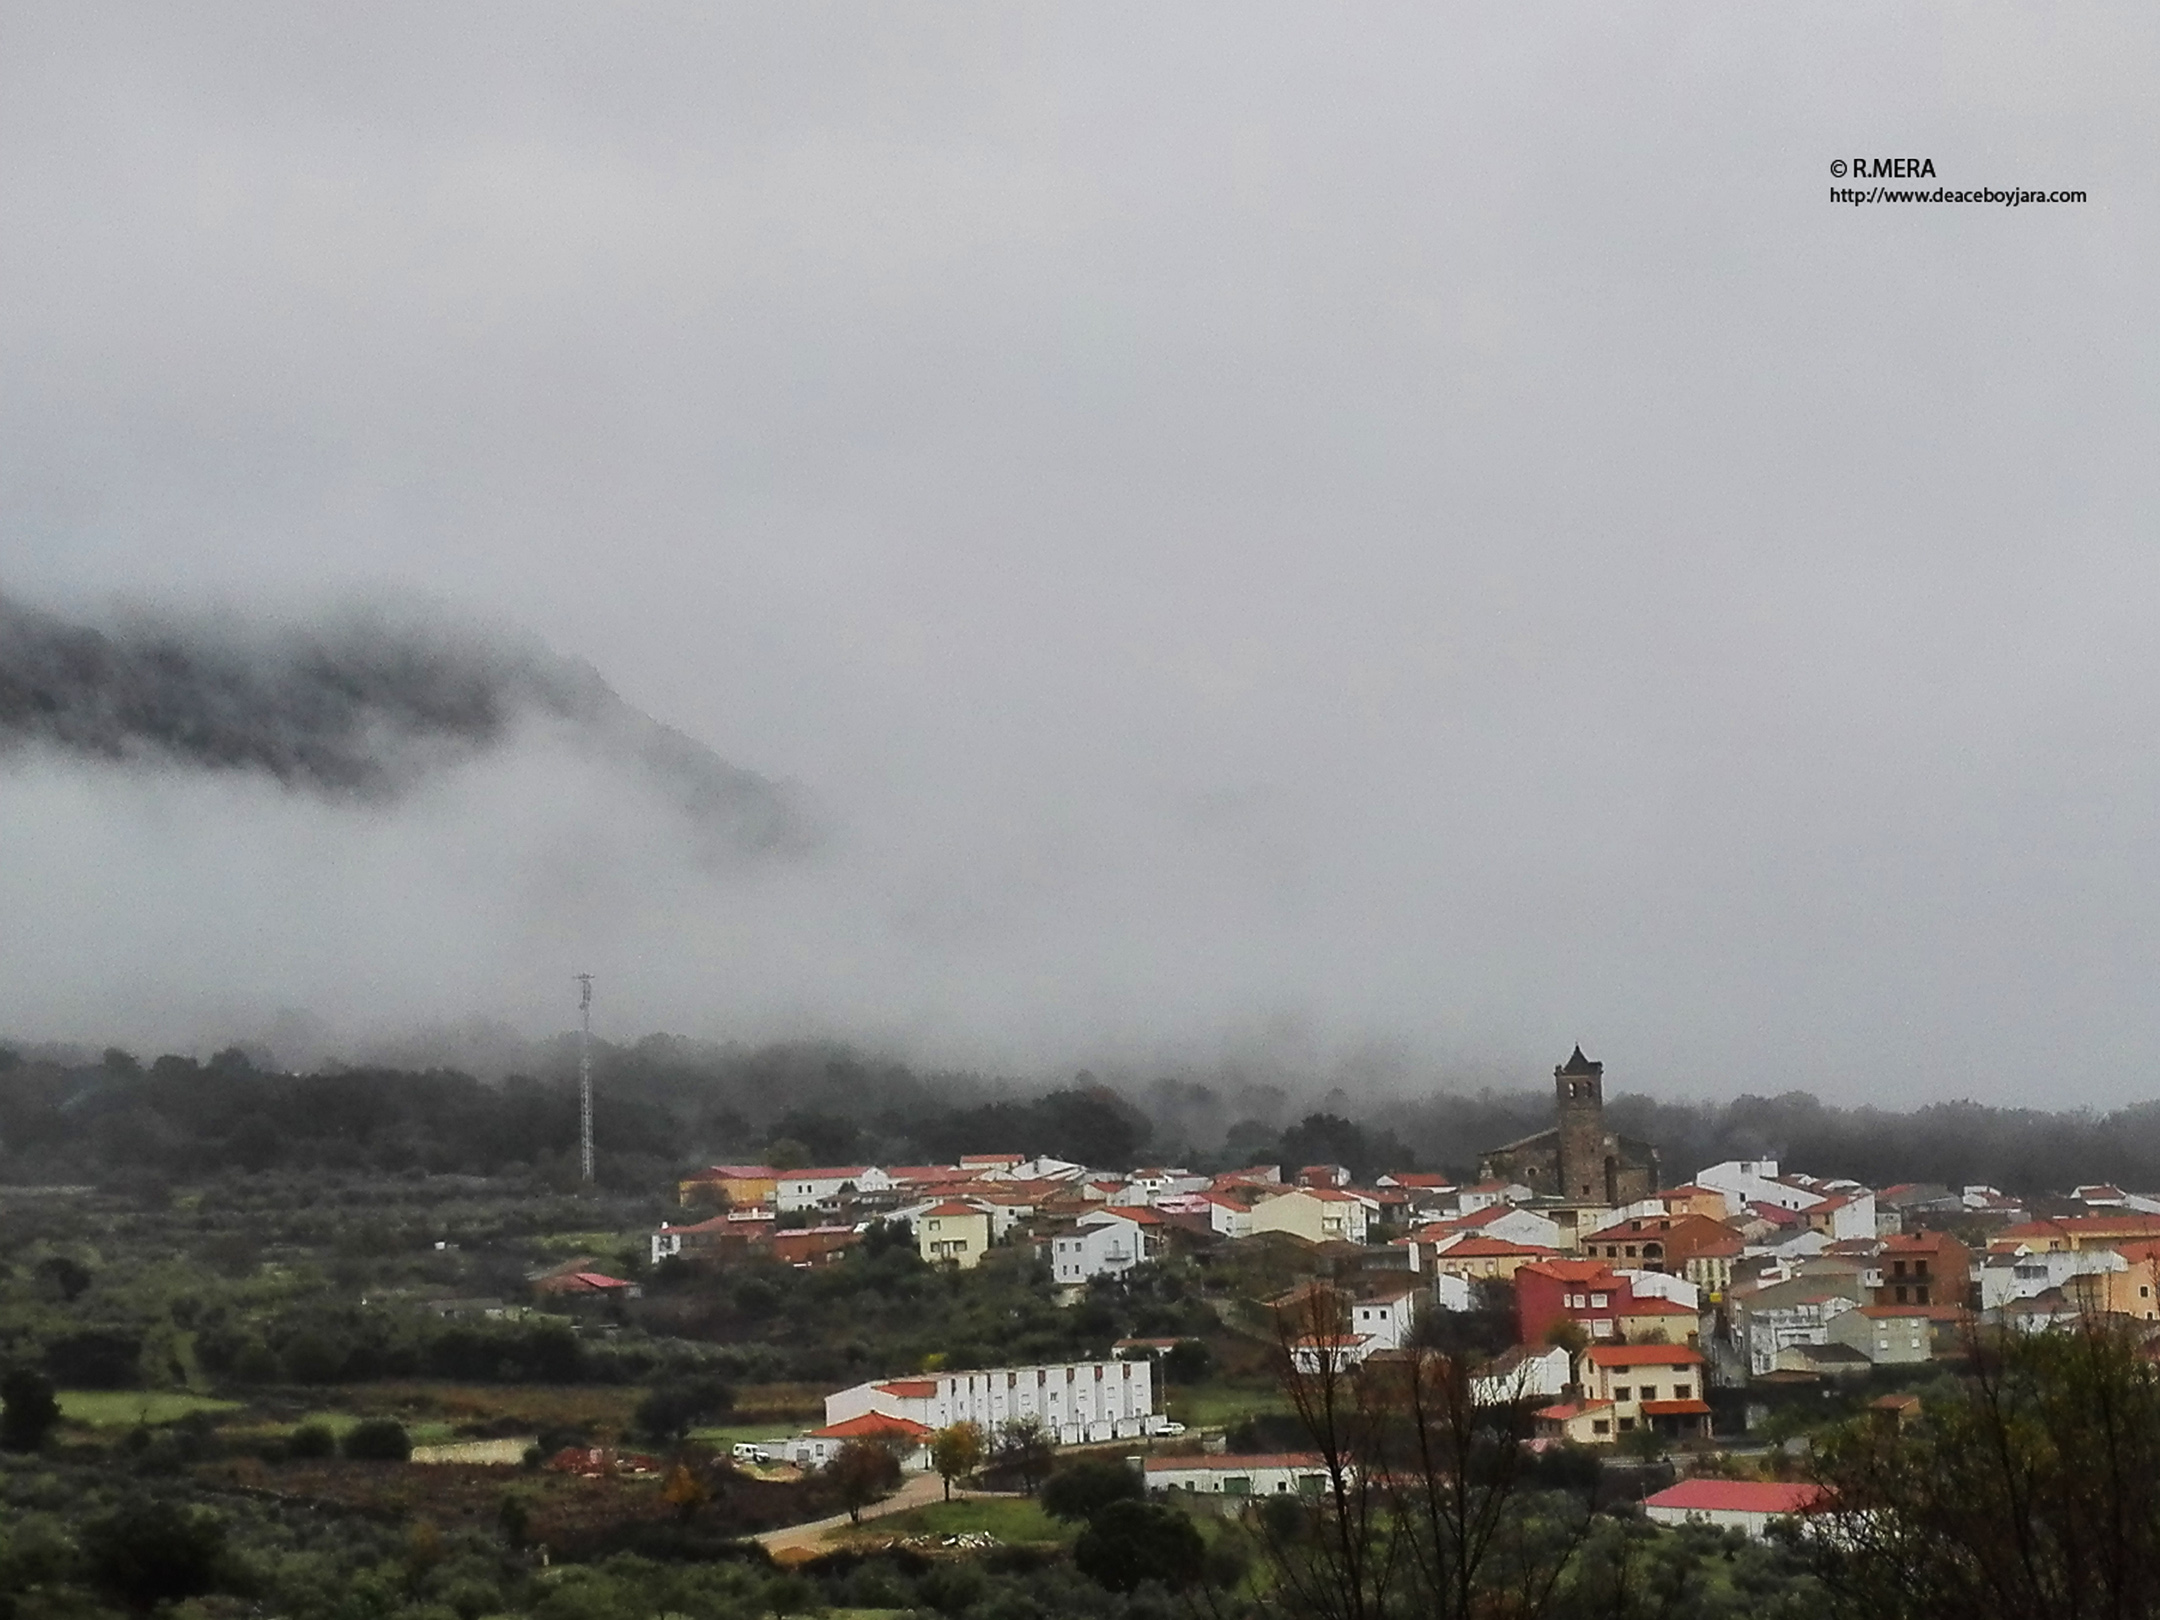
[4, 1036, 2160, 1197]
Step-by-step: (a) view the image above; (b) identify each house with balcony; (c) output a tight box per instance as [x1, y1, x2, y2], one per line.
[1052, 1210, 1155, 1283]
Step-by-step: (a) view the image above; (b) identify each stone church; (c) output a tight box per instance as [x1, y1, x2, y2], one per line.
[1477, 1046, 1660, 1205]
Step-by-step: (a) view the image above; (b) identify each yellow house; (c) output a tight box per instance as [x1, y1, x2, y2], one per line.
[677, 1165, 779, 1209]
[917, 1201, 993, 1269]
[1246, 1188, 1371, 1246]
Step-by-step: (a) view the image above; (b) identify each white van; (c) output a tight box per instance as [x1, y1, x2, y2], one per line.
[731, 1442, 773, 1465]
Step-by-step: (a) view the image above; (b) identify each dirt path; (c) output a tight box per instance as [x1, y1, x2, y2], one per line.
[754, 1468, 948, 1558]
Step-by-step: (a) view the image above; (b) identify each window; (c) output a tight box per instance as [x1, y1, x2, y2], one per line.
[1640, 1386, 1658, 1401]
[1591, 1293, 1609, 1308]
[1673, 1383, 1691, 1398]
[1618, 1418, 1635, 1432]
[1613, 1386, 1631, 1400]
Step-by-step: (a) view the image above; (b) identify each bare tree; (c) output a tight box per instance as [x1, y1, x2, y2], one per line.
[1254, 1288, 1598, 1620]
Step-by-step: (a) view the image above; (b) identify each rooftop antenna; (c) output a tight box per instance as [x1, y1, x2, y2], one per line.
[575, 973, 595, 1184]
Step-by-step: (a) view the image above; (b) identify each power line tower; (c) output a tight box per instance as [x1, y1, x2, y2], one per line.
[575, 973, 595, 1184]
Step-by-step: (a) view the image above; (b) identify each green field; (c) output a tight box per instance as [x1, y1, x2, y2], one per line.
[690, 1420, 803, 1448]
[845, 1496, 1074, 1545]
[1164, 1382, 1293, 1428]
[57, 1390, 240, 1428]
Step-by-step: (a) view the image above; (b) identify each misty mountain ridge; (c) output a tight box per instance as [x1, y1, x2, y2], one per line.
[8, 1026, 2160, 1199]
[0, 588, 816, 859]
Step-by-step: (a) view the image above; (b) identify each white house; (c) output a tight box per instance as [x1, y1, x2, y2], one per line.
[774, 1166, 893, 1212]
[1425, 1205, 1564, 1252]
[824, 1359, 1156, 1447]
[781, 1412, 935, 1471]
[1471, 1344, 1572, 1406]
[1696, 1161, 1816, 1213]
[1053, 1212, 1154, 1284]
[1147, 1453, 1332, 1497]
[1197, 1193, 1255, 1239]
[1745, 1296, 1858, 1376]
[1347, 1282, 1422, 1351]
[1616, 1270, 1701, 1311]
[1644, 1481, 1825, 1538]
[1110, 1169, 1209, 1207]
[1456, 1181, 1533, 1214]
[1978, 1245, 2126, 1311]
[1697, 1162, 1877, 1241]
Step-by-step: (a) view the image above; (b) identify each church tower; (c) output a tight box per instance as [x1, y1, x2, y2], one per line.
[1554, 1045, 1612, 1203]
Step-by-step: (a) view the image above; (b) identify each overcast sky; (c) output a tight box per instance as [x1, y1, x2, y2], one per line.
[3, 5, 2157, 1102]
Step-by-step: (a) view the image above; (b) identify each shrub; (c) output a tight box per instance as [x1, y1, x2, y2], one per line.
[80, 1498, 232, 1610]
[285, 1422, 337, 1460]
[342, 1418, 412, 1461]
[1074, 1499, 1205, 1592]
[0, 1369, 62, 1453]
[1040, 1457, 1144, 1522]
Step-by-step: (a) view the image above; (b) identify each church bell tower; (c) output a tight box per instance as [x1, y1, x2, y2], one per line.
[1554, 1045, 1612, 1202]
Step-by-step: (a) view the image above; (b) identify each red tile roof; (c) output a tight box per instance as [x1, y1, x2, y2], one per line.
[1645, 1480, 1825, 1515]
[921, 1200, 987, 1217]
[1639, 1399, 1712, 1416]
[1585, 1345, 1705, 1367]
[811, 1413, 935, 1440]
[875, 1379, 939, 1397]
[1437, 1237, 1559, 1258]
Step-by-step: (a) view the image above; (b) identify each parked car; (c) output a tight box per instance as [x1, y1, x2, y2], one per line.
[731, 1442, 774, 1464]
[1148, 1417, 1187, 1437]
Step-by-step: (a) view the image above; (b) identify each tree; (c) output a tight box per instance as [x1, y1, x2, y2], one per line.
[1810, 1316, 2160, 1620]
[0, 1369, 62, 1453]
[33, 1255, 92, 1303]
[930, 1421, 984, 1501]
[285, 1422, 337, 1460]
[80, 1498, 229, 1612]
[342, 1418, 412, 1461]
[635, 1375, 736, 1444]
[1256, 1290, 1596, 1620]
[662, 1461, 711, 1521]
[1162, 1338, 1213, 1383]
[827, 1438, 903, 1523]
[1041, 1456, 1144, 1522]
[991, 1414, 1056, 1495]
[1074, 1499, 1205, 1592]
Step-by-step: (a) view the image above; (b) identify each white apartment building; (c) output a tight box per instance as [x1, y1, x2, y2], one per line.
[825, 1359, 1157, 1446]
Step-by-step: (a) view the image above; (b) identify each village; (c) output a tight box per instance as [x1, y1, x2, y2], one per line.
[565, 1047, 2160, 1539]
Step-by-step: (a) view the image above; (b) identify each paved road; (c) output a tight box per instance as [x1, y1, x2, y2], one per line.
[754, 1469, 949, 1557]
